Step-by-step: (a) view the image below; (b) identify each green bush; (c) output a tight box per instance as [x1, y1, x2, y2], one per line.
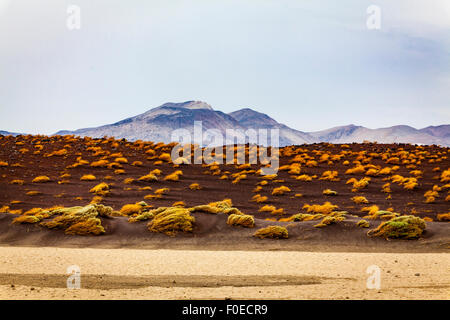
[367, 215, 426, 239]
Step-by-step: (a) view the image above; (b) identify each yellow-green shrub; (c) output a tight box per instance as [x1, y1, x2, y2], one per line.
[190, 199, 242, 215]
[356, 219, 370, 228]
[128, 211, 155, 223]
[65, 218, 106, 235]
[367, 215, 426, 239]
[40, 204, 113, 235]
[314, 215, 345, 228]
[285, 213, 324, 222]
[227, 214, 255, 228]
[12, 215, 43, 224]
[254, 226, 288, 239]
[147, 207, 195, 236]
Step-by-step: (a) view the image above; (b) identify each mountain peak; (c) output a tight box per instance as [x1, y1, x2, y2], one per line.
[134, 101, 214, 121]
[160, 101, 213, 111]
[229, 108, 276, 123]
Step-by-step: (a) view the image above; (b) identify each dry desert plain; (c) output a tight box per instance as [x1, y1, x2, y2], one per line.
[0, 248, 448, 299]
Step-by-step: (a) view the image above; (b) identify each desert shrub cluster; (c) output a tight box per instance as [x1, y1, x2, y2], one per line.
[147, 207, 195, 236]
[367, 215, 426, 239]
[38, 204, 115, 235]
[0, 134, 448, 241]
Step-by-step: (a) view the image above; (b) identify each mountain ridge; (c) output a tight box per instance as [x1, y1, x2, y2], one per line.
[11, 100, 450, 146]
[0, 130, 23, 137]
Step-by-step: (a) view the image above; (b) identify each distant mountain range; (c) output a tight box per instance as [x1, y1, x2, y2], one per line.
[3, 101, 449, 146]
[0, 130, 21, 136]
[309, 124, 450, 146]
[55, 101, 317, 146]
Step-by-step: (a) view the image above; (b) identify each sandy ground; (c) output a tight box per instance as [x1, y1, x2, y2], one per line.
[0, 247, 448, 300]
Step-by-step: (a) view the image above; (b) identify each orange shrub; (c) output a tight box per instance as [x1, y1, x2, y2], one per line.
[26, 191, 41, 196]
[352, 196, 368, 204]
[255, 195, 268, 203]
[303, 202, 338, 215]
[164, 171, 182, 181]
[154, 188, 170, 195]
[90, 160, 109, 168]
[258, 205, 276, 213]
[272, 186, 291, 196]
[295, 174, 312, 181]
[114, 157, 128, 164]
[437, 213, 450, 222]
[32, 176, 51, 183]
[319, 170, 339, 181]
[13, 215, 43, 224]
[382, 183, 391, 193]
[189, 183, 202, 190]
[138, 173, 158, 182]
[323, 189, 337, 196]
[440, 169, 450, 183]
[120, 204, 144, 215]
[80, 174, 96, 181]
[89, 182, 110, 196]
[158, 153, 172, 162]
[10, 179, 25, 185]
[345, 165, 365, 175]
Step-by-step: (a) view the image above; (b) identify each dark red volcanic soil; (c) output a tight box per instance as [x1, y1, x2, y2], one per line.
[0, 134, 449, 251]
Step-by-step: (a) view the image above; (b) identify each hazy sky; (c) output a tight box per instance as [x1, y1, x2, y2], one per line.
[0, 0, 449, 134]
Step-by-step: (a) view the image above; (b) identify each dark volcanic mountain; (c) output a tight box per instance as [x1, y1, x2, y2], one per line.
[54, 101, 450, 146]
[55, 101, 315, 146]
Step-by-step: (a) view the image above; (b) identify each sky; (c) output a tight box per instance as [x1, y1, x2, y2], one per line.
[0, 0, 449, 135]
